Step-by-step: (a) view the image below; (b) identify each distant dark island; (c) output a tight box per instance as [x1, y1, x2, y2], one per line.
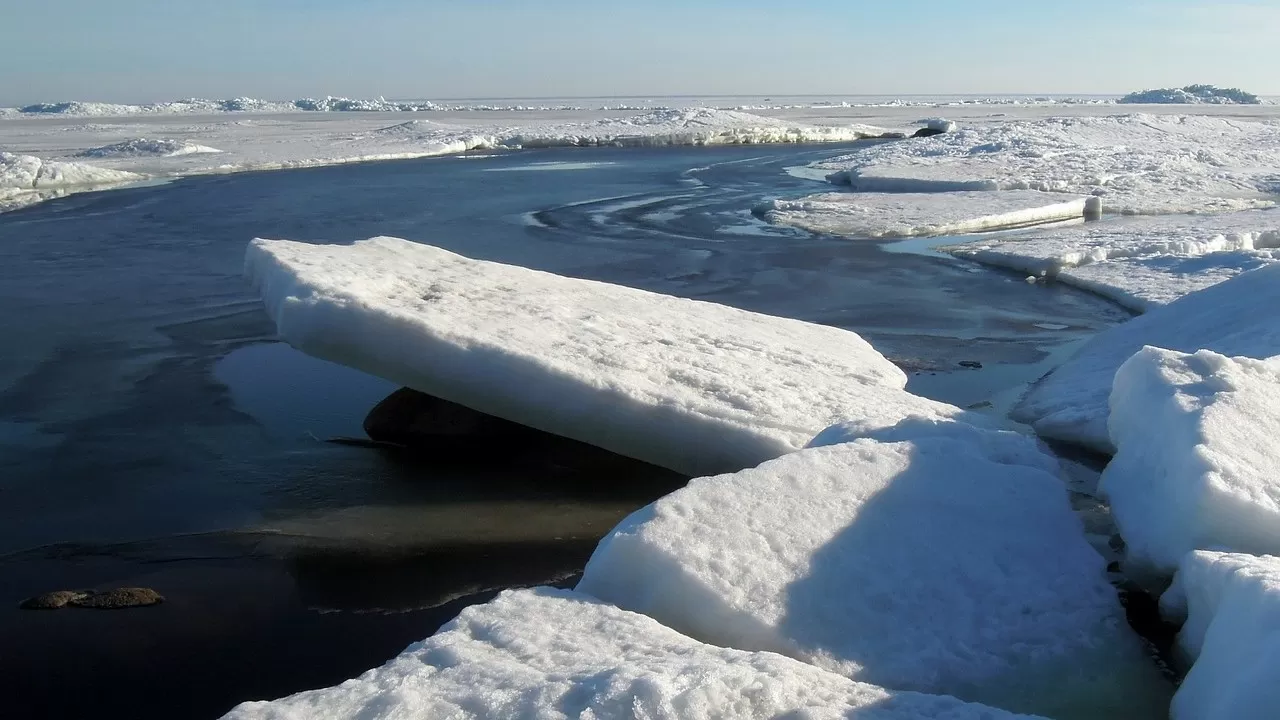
[1119, 85, 1261, 105]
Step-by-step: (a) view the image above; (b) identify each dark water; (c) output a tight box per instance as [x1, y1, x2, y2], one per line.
[0, 143, 1130, 719]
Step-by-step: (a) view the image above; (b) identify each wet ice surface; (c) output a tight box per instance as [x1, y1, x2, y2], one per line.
[0, 142, 1128, 719]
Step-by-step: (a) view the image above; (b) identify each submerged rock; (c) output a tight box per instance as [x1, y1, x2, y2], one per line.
[19, 590, 89, 610]
[364, 387, 550, 450]
[20, 587, 163, 610]
[912, 127, 947, 138]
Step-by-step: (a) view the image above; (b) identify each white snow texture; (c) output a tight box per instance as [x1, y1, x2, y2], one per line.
[577, 425, 1171, 720]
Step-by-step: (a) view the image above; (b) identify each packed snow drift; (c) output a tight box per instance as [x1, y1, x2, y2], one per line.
[814, 114, 1280, 215]
[758, 190, 1095, 239]
[76, 137, 222, 158]
[1012, 263, 1280, 452]
[1161, 551, 1280, 720]
[222, 588, 1046, 720]
[577, 424, 1171, 719]
[245, 236, 1008, 476]
[1104, 348, 1280, 575]
[944, 210, 1280, 310]
[1119, 85, 1262, 105]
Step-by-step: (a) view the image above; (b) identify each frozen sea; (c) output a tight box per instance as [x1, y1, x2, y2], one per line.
[0, 141, 1131, 718]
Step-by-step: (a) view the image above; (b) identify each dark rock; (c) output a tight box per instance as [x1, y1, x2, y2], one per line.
[364, 387, 532, 449]
[958, 360, 983, 369]
[912, 127, 947, 138]
[68, 587, 164, 609]
[19, 590, 89, 610]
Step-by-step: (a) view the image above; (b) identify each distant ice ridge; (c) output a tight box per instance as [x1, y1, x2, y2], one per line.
[245, 236, 1006, 477]
[1012, 263, 1280, 453]
[813, 114, 1280, 215]
[222, 587, 1047, 720]
[1161, 551, 1280, 720]
[1120, 85, 1262, 105]
[757, 190, 1095, 238]
[76, 138, 222, 158]
[1104, 348, 1280, 576]
[944, 210, 1280, 311]
[578, 421, 1172, 720]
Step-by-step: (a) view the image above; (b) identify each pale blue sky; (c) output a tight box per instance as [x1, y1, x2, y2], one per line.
[4, 0, 1276, 105]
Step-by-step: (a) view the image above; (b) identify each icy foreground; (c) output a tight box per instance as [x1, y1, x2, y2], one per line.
[1104, 348, 1280, 575]
[577, 425, 1171, 719]
[814, 114, 1280, 215]
[757, 190, 1094, 239]
[223, 588, 1043, 720]
[1161, 552, 1280, 720]
[945, 210, 1280, 310]
[245, 237, 1007, 476]
[1013, 263, 1280, 452]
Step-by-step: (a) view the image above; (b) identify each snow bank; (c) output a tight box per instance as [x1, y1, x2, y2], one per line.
[1160, 551, 1280, 719]
[758, 190, 1093, 239]
[223, 588, 1045, 720]
[76, 137, 222, 158]
[1013, 262, 1280, 452]
[577, 424, 1171, 719]
[814, 114, 1280, 214]
[1103, 348, 1280, 575]
[945, 210, 1280, 310]
[245, 237, 1006, 476]
[1120, 85, 1262, 105]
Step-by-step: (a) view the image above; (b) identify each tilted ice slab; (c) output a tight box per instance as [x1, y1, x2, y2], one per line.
[814, 114, 1280, 214]
[76, 137, 222, 158]
[1160, 551, 1280, 720]
[945, 210, 1280, 311]
[577, 424, 1171, 720]
[758, 190, 1093, 239]
[245, 236, 1006, 476]
[1104, 348, 1280, 575]
[1013, 263, 1280, 452]
[222, 588, 1045, 720]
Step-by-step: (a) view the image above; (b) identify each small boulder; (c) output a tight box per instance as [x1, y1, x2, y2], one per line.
[958, 360, 984, 369]
[911, 127, 947, 138]
[19, 590, 89, 610]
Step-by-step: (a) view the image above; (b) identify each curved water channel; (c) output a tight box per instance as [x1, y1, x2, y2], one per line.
[0, 142, 1132, 718]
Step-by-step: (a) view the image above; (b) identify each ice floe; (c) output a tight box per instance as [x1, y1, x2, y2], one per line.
[814, 114, 1280, 215]
[1161, 551, 1280, 719]
[222, 587, 1046, 720]
[245, 236, 1006, 476]
[1104, 348, 1280, 575]
[1012, 263, 1280, 452]
[944, 210, 1280, 310]
[758, 190, 1094, 238]
[577, 424, 1171, 719]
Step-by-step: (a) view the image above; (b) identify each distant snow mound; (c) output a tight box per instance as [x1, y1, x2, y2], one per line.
[1119, 85, 1261, 105]
[293, 96, 439, 112]
[369, 119, 442, 135]
[77, 138, 222, 158]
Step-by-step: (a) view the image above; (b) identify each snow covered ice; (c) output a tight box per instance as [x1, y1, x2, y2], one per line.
[758, 190, 1094, 239]
[1012, 262, 1280, 452]
[1103, 348, 1280, 575]
[577, 423, 1171, 720]
[0, 151, 143, 212]
[944, 210, 1280, 311]
[245, 236, 1008, 477]
[222, 587, 1046, 720]
[1160, 551, 1280, 720]
[813, 114, 1280, 215]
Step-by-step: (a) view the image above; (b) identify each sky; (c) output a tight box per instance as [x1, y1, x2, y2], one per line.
[3, 0, 1277, 105]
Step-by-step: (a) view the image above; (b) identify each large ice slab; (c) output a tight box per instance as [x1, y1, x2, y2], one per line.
[757, 190, 1094, 239]
[945, 210, 1280, 311]
[814, 114, 1280, 215]
[577, 425, 1171, 719]
[223, 587, 1045, 720]
[246, 237, 1006, 476]
[1103, 347, 1280, 575]
[1160, 551, 1280, 720]
[1013, 262, 1280, 452]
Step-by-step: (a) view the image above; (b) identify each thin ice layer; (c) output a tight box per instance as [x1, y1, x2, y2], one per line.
[758, 190, 1093, 238]
[222, 587, 1045, 720]
[1103, 348, 1280, 574]
[246, 237, 1005, 476]
[577, 426, 1171, 720]
[815, 114, 1280, 214]
[946, 211, 1280, 310]
[1012, 263, 1280, 452]
[1160, 551, 1280, 720]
